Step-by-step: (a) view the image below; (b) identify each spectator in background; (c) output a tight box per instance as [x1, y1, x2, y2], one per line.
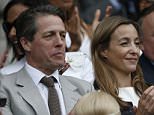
[109, 0, 140, 21]
[78, 0, 110, 24]
[2, 0, 50, 63]
[91, 16, 154, 114]
[138, 0, 154, 12]
[138, 4, 154, 85]
[78, 0, 141, 24]
[69, 91, 121, 115]
[0, 5, 93, 115]
[0, 0, 50, 74]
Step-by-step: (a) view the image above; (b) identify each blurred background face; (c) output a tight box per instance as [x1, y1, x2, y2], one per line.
[142, 12, 154, 61]
[139, 0, 153, 11]
[6, 3, 28, 42]
[49, 0, 74, 9]
[102, 24, 140, 74]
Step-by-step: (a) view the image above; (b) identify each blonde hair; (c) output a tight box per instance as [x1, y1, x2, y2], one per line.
[70, 91, 121, 115]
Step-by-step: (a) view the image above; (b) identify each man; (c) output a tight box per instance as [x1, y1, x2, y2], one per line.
[139, 4, 154, 85]
[0, 5, 93, 115]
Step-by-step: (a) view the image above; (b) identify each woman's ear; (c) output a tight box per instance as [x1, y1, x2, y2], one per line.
[20, 37, 32, 52]
[100, 49, 108, 58]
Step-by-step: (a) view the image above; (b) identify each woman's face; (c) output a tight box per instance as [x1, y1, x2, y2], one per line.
[101, 24, 140, 74]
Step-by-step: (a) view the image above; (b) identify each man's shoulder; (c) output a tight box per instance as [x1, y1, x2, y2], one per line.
[0, 71, 18, 84]
[0, 58, 25, 76]
[61, 75, 91, 84]
[0, 68, 26, 85]
[60, 75, 94, 91]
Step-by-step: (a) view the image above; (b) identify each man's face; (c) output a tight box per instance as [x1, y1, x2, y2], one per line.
[142, 12, 154, 61]
[24, 15, 66, 74]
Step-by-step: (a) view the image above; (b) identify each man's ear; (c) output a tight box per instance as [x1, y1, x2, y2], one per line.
[100, 49, 108, 58]
[20, 37, 32, 52]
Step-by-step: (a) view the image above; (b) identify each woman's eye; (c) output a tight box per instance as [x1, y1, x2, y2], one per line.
[61, 34, 66, 38]
[60, 32, 66, 39]
[135, 41, 141, 47]
[44, 34, 52, 38]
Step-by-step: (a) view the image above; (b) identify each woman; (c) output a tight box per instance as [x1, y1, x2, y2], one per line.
[91, 16, 154, 114]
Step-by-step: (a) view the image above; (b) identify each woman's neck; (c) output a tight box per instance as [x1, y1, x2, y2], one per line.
[113, 69, 132, 87]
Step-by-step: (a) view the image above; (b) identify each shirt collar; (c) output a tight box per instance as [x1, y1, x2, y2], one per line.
[25, 62, 61, 88]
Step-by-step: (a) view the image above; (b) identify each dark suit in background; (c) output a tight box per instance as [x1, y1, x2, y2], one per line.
[139, 54, 154, 85]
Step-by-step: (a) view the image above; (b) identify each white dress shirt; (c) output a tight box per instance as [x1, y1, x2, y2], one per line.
[25, 62, 66, 115]
[119, 87, 139, 107]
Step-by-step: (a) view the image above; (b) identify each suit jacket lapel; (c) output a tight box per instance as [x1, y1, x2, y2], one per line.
[16, 68, 49, 115]
[60, 76, 81, 113]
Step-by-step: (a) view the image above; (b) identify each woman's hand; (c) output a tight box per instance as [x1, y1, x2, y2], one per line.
[136, 86, 154, 115]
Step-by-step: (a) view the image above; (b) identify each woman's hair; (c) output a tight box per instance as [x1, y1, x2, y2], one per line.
[91, 16, 147, 107]
[70, 91, 121, 115]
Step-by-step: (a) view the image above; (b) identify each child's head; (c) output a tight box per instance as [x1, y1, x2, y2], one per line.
[69, 91, 121, 115]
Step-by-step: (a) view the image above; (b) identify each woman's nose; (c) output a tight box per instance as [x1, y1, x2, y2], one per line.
[130, 43, 140, 55]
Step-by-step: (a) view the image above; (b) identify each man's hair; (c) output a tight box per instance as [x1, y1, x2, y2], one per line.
[15, 5, 65, 42]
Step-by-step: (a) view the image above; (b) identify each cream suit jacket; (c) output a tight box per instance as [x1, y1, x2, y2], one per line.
[0, 67, 94, 115]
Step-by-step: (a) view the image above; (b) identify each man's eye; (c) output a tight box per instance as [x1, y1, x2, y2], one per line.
[42, 32, 54, 39]
[120, 42, 128, 46]
[43, 34, 52, 38]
